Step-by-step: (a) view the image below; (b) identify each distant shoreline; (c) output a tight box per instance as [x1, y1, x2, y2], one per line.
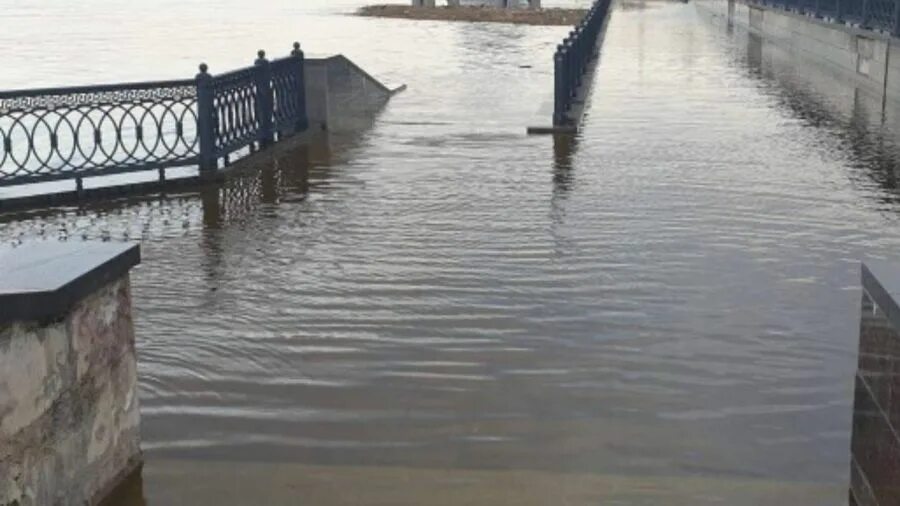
[355, 5, 589, 26]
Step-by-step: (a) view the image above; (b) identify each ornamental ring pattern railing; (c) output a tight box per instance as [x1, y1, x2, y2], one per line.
[0, 42, 309, 190]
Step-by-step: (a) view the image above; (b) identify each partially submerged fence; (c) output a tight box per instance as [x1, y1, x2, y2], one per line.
[553, 0, 612, 127]
[750, 0, 900, 35]
[0, 43, 308, 191]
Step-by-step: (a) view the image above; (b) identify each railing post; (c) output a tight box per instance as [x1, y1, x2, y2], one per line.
[254, 50, 275, 148]
[291, 42, 309, 134]
[553, 48, 566, 126]
[572, 30, 580, 89]
[582, 26, 588, 70]
[567, 32, 577, 92]
[893, 0, 900, 35]
[861, 0, 871, 28]
[566, 39, 573, 97]
[196, 63, 217, 173]
[835, 0, 844, 22]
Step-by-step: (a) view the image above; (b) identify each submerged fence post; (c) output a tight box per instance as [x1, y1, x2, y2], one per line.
[196, 63, 217, 173]
[892, 0, 900, 35]
[577, 27, 584, 84]
[553, 48, 566, 126]
[529, 0, 613, 133]
[291, 42, 310, 134]
[567, 37, 572, 102]
[255, 50, 275, 148]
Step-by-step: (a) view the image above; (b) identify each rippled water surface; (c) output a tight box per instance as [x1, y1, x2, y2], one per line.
[4, 0, 900, 503]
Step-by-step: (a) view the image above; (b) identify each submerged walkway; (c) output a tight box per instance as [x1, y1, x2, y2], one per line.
[6, 1, 900, 504]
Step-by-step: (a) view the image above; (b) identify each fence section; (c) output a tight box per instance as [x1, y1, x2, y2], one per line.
[0, 80, 198, 187]
[553, 0, 612, 127]
[209, 66, 262, 159]
[0, 43, 309, 191]
[272, 44, 310, 140]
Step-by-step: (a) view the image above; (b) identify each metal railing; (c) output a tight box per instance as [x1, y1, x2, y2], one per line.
[0, 42, 309, 190]
[553, 0, 612, 127]
[750, 0, 900, 35]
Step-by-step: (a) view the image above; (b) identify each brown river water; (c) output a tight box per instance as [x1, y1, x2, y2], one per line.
[3, 0, 900, 503]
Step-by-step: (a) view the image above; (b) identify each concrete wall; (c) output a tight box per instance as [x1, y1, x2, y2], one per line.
[886, 41, 900, 98]
[697, 0, 899, 105]
[305, 56, 395, 134]
[0, 274, 141, 505]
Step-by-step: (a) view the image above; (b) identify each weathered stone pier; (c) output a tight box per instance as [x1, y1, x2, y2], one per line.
[0, 242, 142, 505]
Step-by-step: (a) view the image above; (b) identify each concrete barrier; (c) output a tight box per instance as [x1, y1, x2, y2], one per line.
[697, 0, 899, 105]
[305, 55, 403, 134]
[0, 242, 142, 506]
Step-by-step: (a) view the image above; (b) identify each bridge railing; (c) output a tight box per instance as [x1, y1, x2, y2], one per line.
[750, 0, 900, 35]
[553, 0, 612, 127]
[0, 43, 309, 190]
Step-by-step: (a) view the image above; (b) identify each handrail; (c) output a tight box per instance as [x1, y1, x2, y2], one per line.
[0, 79, 196, 102]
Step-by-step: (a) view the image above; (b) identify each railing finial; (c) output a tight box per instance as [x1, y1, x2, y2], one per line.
[257, 49, 267, 62]
[198, 63, 209, 75]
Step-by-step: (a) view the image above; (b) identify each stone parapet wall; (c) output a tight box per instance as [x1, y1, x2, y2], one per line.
[0, 242, 142, 506]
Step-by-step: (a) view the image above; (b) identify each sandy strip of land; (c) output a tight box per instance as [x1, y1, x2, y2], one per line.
[355, 5, 588, 25]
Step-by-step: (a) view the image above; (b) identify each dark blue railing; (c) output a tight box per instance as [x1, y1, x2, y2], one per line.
[750, 0, 900, 35]
[0, 42, 308, 190]
[553, 0, 612, 127]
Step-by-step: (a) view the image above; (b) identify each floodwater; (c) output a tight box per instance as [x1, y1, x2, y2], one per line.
[3, 0, 900, 504]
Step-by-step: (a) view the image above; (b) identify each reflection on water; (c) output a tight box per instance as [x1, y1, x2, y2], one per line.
[736, 30, 900, 205]
[552, 132, 578, 190]
[6, 0, 900, 503]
